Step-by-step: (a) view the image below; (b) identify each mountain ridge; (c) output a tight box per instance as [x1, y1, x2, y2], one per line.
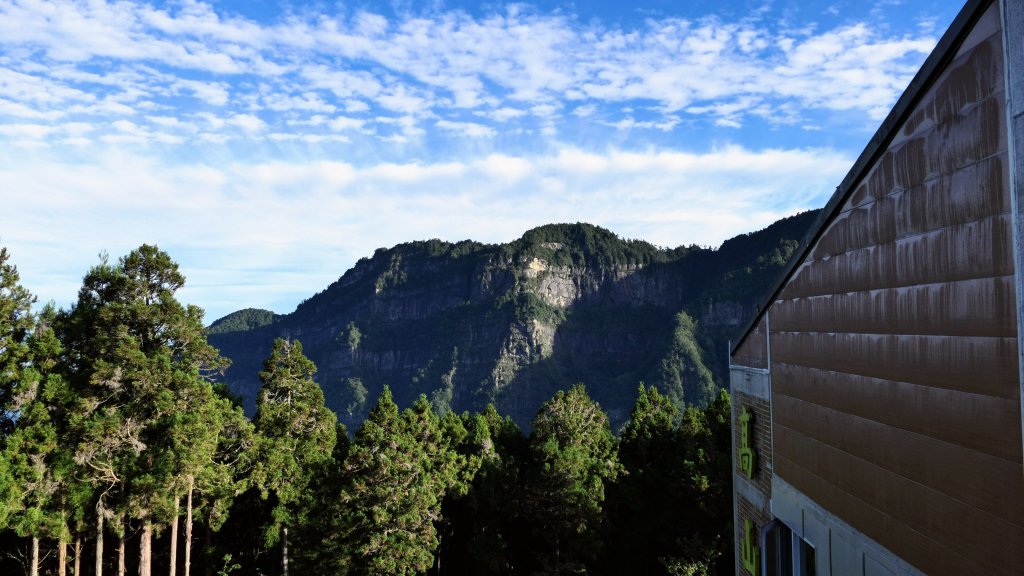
[209, 213, 817, 429]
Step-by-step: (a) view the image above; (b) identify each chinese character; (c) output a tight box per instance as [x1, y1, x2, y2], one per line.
[739, 406, 756, 479]
[741, 518, 760, 575]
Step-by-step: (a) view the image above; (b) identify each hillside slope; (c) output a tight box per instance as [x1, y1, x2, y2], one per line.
[209, 212, 817, 429]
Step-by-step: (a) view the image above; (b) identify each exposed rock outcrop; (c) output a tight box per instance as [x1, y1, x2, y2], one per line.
[209, 214, 818, 429]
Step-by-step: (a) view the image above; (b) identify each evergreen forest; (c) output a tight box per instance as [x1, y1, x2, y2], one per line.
[0, 244, 734, 576]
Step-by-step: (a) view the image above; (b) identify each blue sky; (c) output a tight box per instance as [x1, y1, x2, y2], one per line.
[1, 0, 963, 322]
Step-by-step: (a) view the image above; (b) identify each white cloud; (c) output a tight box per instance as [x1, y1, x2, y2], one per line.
[0, 0, 942, 142]
[0, 0, 956, 321]
[344, 100, 370, 113]
[481, 107, 527, 122]
[607, 116, 681, 131]
[0, 143, 850, 319]
[328, 116, 366, 131]
[0, 123, 55, 139]
[173, 79, 230, 106]
[435, 119, 496, 138]
[571, 104, 597, 117]
[267, 133, 350, 144]
[227, 113, 266, 132]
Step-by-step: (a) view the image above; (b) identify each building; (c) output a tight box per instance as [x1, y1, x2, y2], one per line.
[728, 0, 1024, 574]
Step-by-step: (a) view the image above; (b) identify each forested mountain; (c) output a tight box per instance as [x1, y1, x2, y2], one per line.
[210, 211, 819, 429]
[0, 211, 817, 576]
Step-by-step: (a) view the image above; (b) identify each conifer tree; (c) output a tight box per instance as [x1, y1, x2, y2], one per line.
[333, 388, 458, 575]
[526, 384, 621, 575]
[166, 381, 244, 576]
[60, 246, 227, 576]
[605, 384, 683, 576]
[0, 246, 36, 437]
[32, 307, 93, 576]
[0, 255, 82, 576]
[0, 452, 13, 528]
[668, 390, 733, 574]
[3, 373, 60, 576]
[433, 410, 489, 574]
[252, 338, 336, 576]
[189, 392, 255, 576]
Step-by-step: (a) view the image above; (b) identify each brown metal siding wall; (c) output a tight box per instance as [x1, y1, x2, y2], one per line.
[768, 5, 1024, 573]
[732, 316, 768, 370]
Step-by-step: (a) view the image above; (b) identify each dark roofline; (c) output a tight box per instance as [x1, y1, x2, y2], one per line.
[729, 0, 994, 357]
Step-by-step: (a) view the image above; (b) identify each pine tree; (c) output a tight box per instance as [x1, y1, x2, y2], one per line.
[190, 392, 256, 576]
[252, 338, 336, 576]
[0, 253, 77, 576]
[0, 246, 37, 437]
[290, 420, 348, 574]
[605, 384, 683, 576]
[526, 384, 621, 575]
[165, 380, 240, 576]
[59, 246, 228, 576]
[3, 374, 61, 576]
[668, 390, 733, 574]
[433, 410, 490, 574]
[333, 388, 455, 575]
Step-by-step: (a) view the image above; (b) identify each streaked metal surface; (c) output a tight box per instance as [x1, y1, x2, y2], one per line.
[816, 154, 1009, 257]
[772, 275, 1017, 337]
[772, 393, 1024, 523]
[774, 424, 1024, 575]
[772, 362, 1022, 462]
[732, 315, 768, 370]
[1000, 0, 1024, 494]
[785, 213, 1015, 298]
[761, 3, 1024, 573]
[771, 332, 1018, 398]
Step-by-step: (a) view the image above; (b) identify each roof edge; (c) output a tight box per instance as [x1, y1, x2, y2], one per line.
[729, 0, 995, 357]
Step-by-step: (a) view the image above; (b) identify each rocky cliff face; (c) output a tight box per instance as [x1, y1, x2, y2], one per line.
[209, 214, 818, 429]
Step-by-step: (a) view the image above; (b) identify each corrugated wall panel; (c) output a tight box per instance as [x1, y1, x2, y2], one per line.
[813, 153, 1010, 258]
[732, 315, 768, 370]
[772, 362, 1020, 462]
[771, 332, 1017, 398]
[772, 453, 988, 576]
[775, 425, 1024, 575]
[773, 394, 1024, 524]
[895, 154, 1010, 236]
[771, 276, 1017, 337]
[787, 212, 1015, 298]
[762, 5, 1023, 572]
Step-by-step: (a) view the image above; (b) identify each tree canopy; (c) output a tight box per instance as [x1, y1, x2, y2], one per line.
[0, 243, 736, 576]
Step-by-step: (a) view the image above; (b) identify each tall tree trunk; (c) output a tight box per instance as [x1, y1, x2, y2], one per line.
[118, 532, 126, 576]
[170, 499, 179, 576]
[74, 537, 81, 576]
[59, 537, 68, 576]
[30, 535, 39, 576]
[95, 513, 105, 576]
[139, 519, 153, 576]
[184, 480, 193, 576]
[203, 509, 212, 576]
[281, 526, 288, 576]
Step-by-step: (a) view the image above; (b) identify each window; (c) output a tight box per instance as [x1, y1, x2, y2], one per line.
[762, 519, 815, 576]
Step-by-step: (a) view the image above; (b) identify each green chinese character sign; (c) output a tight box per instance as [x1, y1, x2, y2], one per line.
[739, 406, 757, 478]
[741, 519, 760, 575]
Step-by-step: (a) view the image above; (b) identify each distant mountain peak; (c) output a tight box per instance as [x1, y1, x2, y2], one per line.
[208, 308, 278, 335]
[209, 213, 819, 429]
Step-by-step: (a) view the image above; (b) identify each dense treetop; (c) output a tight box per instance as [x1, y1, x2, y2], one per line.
[0, 241, 736, 576]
